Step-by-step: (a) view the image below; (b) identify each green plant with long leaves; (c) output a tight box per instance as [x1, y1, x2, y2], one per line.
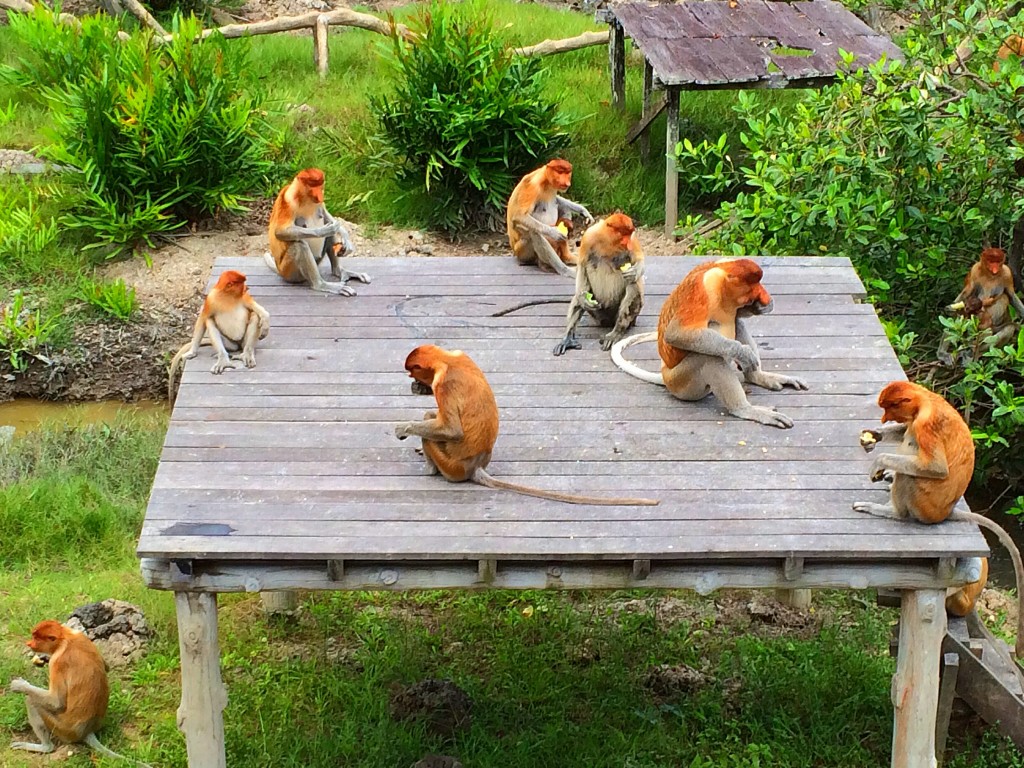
[370, 0, 570, 231]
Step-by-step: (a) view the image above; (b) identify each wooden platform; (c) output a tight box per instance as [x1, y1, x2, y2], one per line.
[139, 254, 988, 768]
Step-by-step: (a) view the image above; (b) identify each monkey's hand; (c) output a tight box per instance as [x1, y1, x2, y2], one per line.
[600, 330, 625, 351]
[579, 206, 594, 227]
[580, 292, 600, 310]
[553, 334, 582, 356]
[545, 225, 568, 243]
[394, 422, 416, 441]
[342, 269, 372, 285]
[620, 262, 643, 284]
[183, 348, 199, 361]
[234, 349, 257, 368]
[257, 316, 271, 340]
[859, 430, 881, 452]
[869, 457, 891, 483]
[8, 678, 30, 694]
[410, 380, 433, 396]
[732, 344, 760, 371]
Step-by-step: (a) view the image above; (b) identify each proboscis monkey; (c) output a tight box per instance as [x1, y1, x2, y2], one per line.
[854, 381, 1024, 657]
[506, 159, 593, 278]
[265, 168, 371, 295]
[167, 269, 270, 400]
[945, 557, 988, 617]
[8, 620, 153, 767]
[394, 345, 658, 506]
[612, 258, 808, 429]
[995, 34, 1024, 71]
[553, 213, 645, 356]
[938, 247, 1024, 365]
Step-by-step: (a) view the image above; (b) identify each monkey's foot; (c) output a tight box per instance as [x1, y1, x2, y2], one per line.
[553, 335, 582, 356]
[745, 370, 808, 392]
[316, 282, 358, 296]
[231, 352, 257, 368]
[11, 741, 55, 753]
[730, 405, 794, 429]
[342, 270, 371, 284]
[210, 359, 241, 375]
[852, 501, 896, 517]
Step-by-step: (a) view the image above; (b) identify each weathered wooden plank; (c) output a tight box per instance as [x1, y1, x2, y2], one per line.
[149, 467, 880, 492]
[137, 532, 987, 561]
[156, 444, 885, 464]
[141, 491, 935, 520]
[140, 517, 981, 542]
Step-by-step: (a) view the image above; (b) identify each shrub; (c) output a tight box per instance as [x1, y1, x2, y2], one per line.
[674, 134, 741, 208]
[0, 189, 59, 279]
[0, 291, 59, 372]
[78, 276, 138, 321]
[2, 9, 280, 253]
[695, 25, 1024, 495]
[370, 0, 570, 231]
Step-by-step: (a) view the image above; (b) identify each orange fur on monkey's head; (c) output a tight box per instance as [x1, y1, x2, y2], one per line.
[720, 258, 771, 309]
[604, 213, 635, 249]
[296, 168, 326, 204]
[214, 270, 248, 296]
[876, 381, 924, 424]
[26, 620, 65, 653]
[404, 345, 451, 389]
[981, 247, 1007, 275]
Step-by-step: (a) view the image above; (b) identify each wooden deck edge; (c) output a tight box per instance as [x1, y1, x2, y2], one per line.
[140, 557, 976, 593]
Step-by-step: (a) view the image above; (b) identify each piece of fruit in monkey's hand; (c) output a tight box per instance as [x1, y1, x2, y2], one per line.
[32, 653, 49, 667]
[556, 222, 569, 237]
[620, 262, 632, 272]
[859, 430, 879, 452]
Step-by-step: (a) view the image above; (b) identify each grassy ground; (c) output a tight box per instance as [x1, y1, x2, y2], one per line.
[1, 418, 1022, 768]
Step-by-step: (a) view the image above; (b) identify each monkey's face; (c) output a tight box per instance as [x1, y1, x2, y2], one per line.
[546, 163, 572, 192]
[877, 385, 916, 424]
[26, 623, 61, 654]
[981, 248, 1006, 274]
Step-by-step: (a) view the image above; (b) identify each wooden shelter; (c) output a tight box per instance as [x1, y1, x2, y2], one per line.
[601, 0, 903, 233]
[141, 254, 985, 768]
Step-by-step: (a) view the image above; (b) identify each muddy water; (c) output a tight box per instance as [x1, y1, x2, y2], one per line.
[0, 399, 169, 437]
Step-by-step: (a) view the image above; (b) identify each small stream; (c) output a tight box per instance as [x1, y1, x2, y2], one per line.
[0, 399, 169, 438]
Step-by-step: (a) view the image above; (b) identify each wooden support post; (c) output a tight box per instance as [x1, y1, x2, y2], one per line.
[609, 21, 625, 111]
[640, 59, 654, 161]
[935, 652, 959, 767]
[664, 88, 680, 238]
[175, 592, 227, 768]
[777, 556, 811, 609]
[313, 14, 329, 79]
[260, 591, 299, 614]
[891, 589, 945, 768]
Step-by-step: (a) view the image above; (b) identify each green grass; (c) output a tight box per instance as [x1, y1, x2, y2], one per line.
[0, 418, 1020, 768]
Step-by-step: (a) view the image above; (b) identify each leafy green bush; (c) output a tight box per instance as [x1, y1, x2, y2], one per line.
[0, 291, 59, 372]
[78, 276, 138, 321]
[0, 189, 58, 278]
[2, 9, 280, 252]
[370, 0, 570, 231]
[695, 23, 1024, 495]
[674, 133, 740, 208]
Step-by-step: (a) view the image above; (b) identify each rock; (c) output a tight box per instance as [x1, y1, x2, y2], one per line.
[644, 663, 711, 697]
[66, 599, 153, 668]
[389, 679, 472, 738]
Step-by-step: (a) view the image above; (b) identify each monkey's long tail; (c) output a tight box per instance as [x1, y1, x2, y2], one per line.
[84, 733, 155, 768]
[954, 510, 1024, 660]
[490, 298, 568, 317]
[611, 332, 664, 386]
[474, 469, 658, 506]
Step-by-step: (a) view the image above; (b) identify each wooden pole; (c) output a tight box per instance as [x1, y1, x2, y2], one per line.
[261, 590, 299, 614]
[775, 589, 812, 610]
[514, 30, 608, 57]
[890, 589, 945, 768]
[664, 88, 680, 238]
[313, 14, 329, 80]
[176, 592, 227, 768]
[121, 0, 168, 37]
[160, 8, 416, 43]
[609, 21, 625, 111]
[640, 59, 654, 161]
